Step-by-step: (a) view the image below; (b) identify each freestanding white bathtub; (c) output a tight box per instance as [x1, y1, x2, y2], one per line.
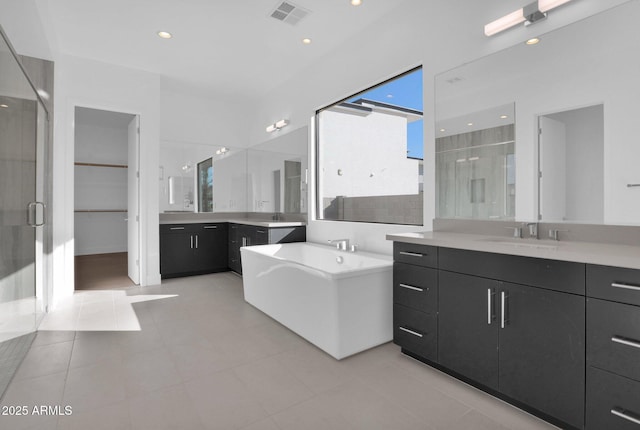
[240, 242, 393, 360]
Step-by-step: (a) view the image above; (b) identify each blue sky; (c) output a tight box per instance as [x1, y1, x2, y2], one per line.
[348, 68, 423, 159]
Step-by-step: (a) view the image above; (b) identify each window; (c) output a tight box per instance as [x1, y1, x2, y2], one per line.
[197, 158, 213, 212]
[316, 67, 423, 225]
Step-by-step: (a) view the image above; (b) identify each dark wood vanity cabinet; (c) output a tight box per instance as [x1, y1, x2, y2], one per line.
[160, 223, 228, 278]
[438, 248, 585, 429]
[393, 243, 587, 429]
[586, 264, 640, 429]
[392, 243, 438, 361]
[227, 224, 306, 274]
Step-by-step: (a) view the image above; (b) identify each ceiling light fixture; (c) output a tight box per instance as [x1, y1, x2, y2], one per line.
[216, 147, 229, 155]
[0, 104, 8, 108]
[266, 119, 289, 133]
[157, 31, 172, 39]
[484, 0, 573, 36]
[302, 38, 312, 44]
[500, 115, 509, 119]
[351, 0, 362, 6]
[526, 37, 541, 45]
[467, 122, 474, 126]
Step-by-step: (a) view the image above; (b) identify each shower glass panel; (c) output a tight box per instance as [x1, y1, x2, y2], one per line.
[0, 27, 49, 396]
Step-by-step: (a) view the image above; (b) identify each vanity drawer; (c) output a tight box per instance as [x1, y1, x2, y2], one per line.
[586, 367, 640, 430]
[393, 304, 437, 361]
[393, 242, 437, 268]
[439, 247, 585, 295]
[587, 264, 640, 306]
[587, 298, 640, 382]
[393, 263, 437, 314]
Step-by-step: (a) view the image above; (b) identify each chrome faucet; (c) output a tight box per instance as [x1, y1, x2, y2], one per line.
[328, 239, 350, 251]
[525, 222, 539, 239]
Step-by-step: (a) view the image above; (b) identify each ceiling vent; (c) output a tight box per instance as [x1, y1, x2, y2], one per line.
[270, 1, 310, 26]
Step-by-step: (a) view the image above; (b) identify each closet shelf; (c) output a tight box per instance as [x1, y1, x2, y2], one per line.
[74, 209, 127, 213]
[74, 162, 127, 169]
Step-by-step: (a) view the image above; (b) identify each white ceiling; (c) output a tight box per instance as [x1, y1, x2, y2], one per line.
[41, 0, 412, 99]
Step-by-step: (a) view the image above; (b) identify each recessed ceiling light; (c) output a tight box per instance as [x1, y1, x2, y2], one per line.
[526, 37, 540, 45]
[157, 31, 172, 39]
[500, 115, 509, 119]
[440, 128, 446, 132]
[467, 122, 474, 126]
[351, 0, 363, 5]
[0, 104, 8, 108]
[386, 94, 393, 98]
[302, 38, 312, 45]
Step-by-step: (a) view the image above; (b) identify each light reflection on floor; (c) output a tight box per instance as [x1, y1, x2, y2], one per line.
[38, 290, 178, 331]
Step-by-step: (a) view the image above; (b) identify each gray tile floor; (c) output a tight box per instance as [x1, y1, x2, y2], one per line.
[0, 272, 558, 429]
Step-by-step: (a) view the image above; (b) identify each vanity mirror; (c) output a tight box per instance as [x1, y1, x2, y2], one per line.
[159, 142, 247, 213]
[247, 126, 308, 214]
[435, 0, 640, 225]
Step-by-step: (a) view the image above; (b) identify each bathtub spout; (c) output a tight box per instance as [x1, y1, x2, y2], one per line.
[328, 238, 350, 251]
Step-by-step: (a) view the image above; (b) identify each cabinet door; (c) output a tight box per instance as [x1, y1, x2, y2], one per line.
[193, 224, 228, 272]
[439, 271, 499, 390]
[499, 283, 585, 429]
[160, 230, 194, 277]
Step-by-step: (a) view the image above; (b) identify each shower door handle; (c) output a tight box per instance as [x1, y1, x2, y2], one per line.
[27, 202, 46, 227]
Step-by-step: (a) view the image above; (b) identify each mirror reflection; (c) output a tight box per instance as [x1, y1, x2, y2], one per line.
[248, 126, 308, 214]
[435, 0, 640, 225]
[159, 142, 247, 213]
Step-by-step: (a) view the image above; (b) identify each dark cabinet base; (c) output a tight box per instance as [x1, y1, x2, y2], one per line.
[401, 348, 583, 430]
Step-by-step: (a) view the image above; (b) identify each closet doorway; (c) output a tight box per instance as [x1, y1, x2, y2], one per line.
[74, 107, 140, 290]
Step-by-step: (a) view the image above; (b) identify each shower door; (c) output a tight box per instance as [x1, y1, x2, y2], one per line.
[0, 29, 49, 346]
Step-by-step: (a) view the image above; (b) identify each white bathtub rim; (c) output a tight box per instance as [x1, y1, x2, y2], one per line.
[240, 242, 392, 280]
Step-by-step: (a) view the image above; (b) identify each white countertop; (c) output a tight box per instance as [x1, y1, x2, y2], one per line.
[386, 231, 640, 270]
[159, 217, 305, 228]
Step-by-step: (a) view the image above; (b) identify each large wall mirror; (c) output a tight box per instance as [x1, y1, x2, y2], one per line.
[159, 125, 308, 215]
[248, 126, 308, 215]
[159, 142, 247, 213]
[435, 0, 640, 225]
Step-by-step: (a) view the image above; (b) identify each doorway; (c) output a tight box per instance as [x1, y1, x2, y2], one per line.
[538, 104, 604, 223]
[73, 107, 140, 290]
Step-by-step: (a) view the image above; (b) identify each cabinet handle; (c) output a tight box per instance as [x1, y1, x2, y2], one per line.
[611, 407, 640, 425]
[256, 229, 266, 233]
[501, 291, 508, 329]
[242, 237, 247, 247]
[399, 251, 424, 257]
[190, 235, 193, 249]
[612, 282, 640, 292]
[204, 225, 217, 229]
[170, 227, 185, 230]
[398, 326, 423, 338]
[195, 235, 198, 249]
[399, 283, 424, 292]
[487, 288, 495, 325]
[612, 335, 640, 350]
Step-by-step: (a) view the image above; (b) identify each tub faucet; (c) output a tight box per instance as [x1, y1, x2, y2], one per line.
[328, 239, 350, 251]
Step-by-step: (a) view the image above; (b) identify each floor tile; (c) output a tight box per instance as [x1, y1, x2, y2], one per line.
[56, 400, 131, 430]
[13, 341, 73, 381]
[128, 384, 205, 430]
[62, 360, 127, 413]
[121, 347, 183, 398]
[184, 369, 269, 430]
[233, 355, 315, 414]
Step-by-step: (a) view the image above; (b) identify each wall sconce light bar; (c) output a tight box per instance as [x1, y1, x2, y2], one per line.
[266, 119, 289, 133]
[484, 0, 573, 36]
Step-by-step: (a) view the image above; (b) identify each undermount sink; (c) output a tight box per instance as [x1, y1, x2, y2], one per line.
[479, 238, 559, 250]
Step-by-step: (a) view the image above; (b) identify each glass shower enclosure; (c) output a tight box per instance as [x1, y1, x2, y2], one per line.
[0, 25, 51, 396]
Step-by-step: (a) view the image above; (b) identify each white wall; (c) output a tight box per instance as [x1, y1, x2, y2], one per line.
[53, 55, 161, 306]
[319, 110, 418, 198]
